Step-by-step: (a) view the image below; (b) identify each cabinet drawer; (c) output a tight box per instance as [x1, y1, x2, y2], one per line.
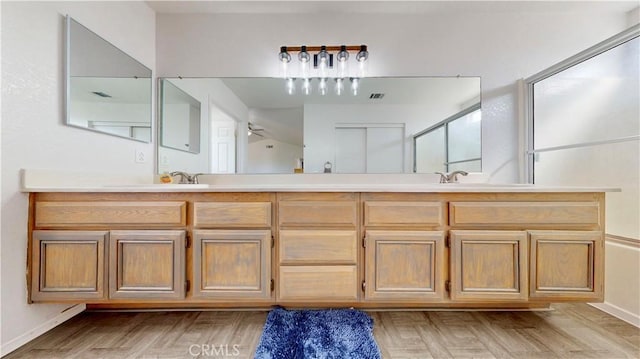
[35, 201, 186, 227]
[279, 201, 357, 227]
[279, 230, 357, 265]
[278, 265, 358, 301]
[364, 201, 443, 226]
[194, 202, 271, 228]
[449, 202, 600, 228]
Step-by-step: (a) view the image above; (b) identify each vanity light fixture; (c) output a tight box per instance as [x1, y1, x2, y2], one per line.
[278, 44, 369, 96]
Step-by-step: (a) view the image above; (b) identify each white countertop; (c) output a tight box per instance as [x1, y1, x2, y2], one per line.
[21, 183, 620, 193]
[20, 169, 620, 193]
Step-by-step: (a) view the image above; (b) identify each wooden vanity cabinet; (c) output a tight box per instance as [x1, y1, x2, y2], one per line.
[31, 230, 108, 301]
[192, 199, 274, 301]
[449, 197, 605, 302]
[277, 193, 359, 302]
[28, 191, 606, 307]
[29, 194, 188, 303]
[362, 196, 447, 302]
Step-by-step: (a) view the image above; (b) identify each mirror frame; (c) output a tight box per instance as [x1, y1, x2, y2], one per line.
[65, 15, 152, 143]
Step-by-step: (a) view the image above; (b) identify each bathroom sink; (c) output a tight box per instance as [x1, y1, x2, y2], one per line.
[437, 183, 533, 187]
[101, 184, 209, 189]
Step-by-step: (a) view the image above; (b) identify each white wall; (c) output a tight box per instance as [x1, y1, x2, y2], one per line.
[1, 1, 155, 354]
[303, 103, 458, 173]
[155, 9, 630, 182]
[247, 139, 303, 174]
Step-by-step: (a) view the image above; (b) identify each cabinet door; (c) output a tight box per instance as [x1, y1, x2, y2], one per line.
[365, 231, 445, 301]
[529, 231, 603, 301]
[193, 230, 271, 299]
[109, 230, 185, 299]
[31, 230, 108, 301]
[450, 230, 528, 301]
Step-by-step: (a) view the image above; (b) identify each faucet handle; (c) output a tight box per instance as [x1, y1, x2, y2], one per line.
[169, 171, 188, 184]
[435, 172, 448, 183]
[450, 170, 469, 183]
[191, 173, 204, 184]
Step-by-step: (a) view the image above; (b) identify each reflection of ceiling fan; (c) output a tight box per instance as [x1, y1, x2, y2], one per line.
[248, 123, 265, 137]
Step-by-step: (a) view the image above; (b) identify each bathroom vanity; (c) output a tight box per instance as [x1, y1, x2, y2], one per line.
[24, 180, 610, 310]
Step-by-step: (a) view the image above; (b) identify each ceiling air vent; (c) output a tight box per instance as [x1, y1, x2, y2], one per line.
[369, 93, 385, 99]
[92, 91, 112, 98]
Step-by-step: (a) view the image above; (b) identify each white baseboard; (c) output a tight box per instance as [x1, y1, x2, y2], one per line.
[0, 304, 86, 357]
[590, 302, 640, 328]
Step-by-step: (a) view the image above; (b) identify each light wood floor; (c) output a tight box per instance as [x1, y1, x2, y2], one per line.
[5, 304, 639, 358]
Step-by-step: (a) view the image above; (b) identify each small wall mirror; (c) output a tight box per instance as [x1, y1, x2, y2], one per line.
[65, 16, 152, 142]
[159, 79, 201, 153]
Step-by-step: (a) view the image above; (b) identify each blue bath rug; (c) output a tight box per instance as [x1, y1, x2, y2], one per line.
[254, 307, 381, 359]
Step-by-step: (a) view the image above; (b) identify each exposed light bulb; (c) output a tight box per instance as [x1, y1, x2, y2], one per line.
[298, 45, 310, 79]
[248, 130, 252, 136]
[355, 45, 368, 62]
[279, 46, 291, 63]
[279, 46, 291, 78]
[302, 78, 312, 95]
[300, 61, 309, 79]
[357, 59, 368, 78]
[286, 78, 295, 95]
[318, 60, 328, 78]
[336, 45, 349, 62]
[335, 78, 344, 95]
[350, 77, 359, 96]
[319, 78, 328, 96]
[317, 45, 330, 78]
[336, 45, 349, 78]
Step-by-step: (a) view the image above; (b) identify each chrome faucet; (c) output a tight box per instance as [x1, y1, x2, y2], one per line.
[170, 171, 203, 184]
[435, 171, 469, 183]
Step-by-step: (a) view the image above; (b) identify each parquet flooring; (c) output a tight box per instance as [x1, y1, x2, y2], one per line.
[5, 304, 639, 358]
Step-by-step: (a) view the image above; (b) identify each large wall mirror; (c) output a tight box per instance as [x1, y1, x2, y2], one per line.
[65, 16, 152, 142]
[157, 77, 481, 174]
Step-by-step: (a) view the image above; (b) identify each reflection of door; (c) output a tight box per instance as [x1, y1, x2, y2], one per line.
[335, 125, 404, 173]
[210, 106, 236, 174]
[335, 128, 366, 173]
[367, 127, 404, 173]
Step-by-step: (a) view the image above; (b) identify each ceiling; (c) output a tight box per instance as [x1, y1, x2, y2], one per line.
[146, 1, 639, 15]
[221, 77, 480, 109]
